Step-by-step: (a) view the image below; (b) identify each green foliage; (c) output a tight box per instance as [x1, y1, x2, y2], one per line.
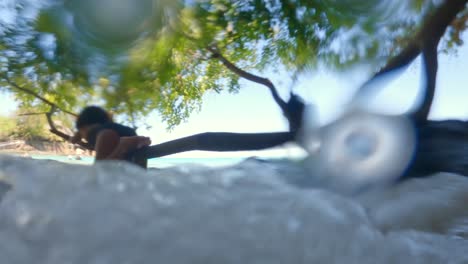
[0, 115, 16, 140]
[0, 0, 467, 129]
[0, 114, 48, 141]
[0, 106, 73, 141]
[13, 115, 50, 140]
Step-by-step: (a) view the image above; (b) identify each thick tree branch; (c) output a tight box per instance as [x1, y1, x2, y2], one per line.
[411, 0, 466, 122]
[412, 44, 438, 123]
[132, 132, 294, 161]
[354, 0, 467, 119]
[403, 119, 468, 178]
[424, 0, 468, 43]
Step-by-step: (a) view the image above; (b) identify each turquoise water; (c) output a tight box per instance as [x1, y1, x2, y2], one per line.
[28, 154, 245, 168]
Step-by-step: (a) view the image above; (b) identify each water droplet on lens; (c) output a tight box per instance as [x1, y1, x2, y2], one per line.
[344, 130, 377, 160]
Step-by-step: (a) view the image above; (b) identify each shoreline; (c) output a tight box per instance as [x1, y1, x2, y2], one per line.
[0, 150, 93, 158]
[0, 151, 252, 168]
[0, 139, 93, 157]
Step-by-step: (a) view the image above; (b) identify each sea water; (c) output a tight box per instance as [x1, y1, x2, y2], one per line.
[28, 154, 246, 168]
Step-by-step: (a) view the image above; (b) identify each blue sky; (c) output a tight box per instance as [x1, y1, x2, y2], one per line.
[2, 33, 468, 158]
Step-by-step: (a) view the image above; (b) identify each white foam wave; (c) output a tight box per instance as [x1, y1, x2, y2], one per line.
[0, 156, 467, 263]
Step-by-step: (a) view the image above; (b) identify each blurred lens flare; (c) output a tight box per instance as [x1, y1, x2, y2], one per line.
[302, 110, 416, 189]
[66, 0, 175, 49]
[75, 0, 152, 43]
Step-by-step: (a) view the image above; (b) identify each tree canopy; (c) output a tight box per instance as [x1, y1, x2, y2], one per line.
[0, 0, 467, 129]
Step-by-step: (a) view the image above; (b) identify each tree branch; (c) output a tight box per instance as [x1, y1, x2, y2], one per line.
[2, 75, 77, 117]
[175, 28, 306, 131]
[411, 43, 438, 123]
[207, 46, 305, 132]
[207, 46, 288, 112]
[1, 74, 92, 149]
[354, 0, 467, 118]
[409, 0, 467, 122]
[131, 132, 294, 161]
[45, 107, 93, 150]
[17, 112, 50, 116]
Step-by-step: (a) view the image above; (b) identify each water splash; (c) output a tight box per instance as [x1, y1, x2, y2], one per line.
[300, 107, 416, 192]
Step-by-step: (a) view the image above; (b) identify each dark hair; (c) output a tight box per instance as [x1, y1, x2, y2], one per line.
[76, 106, 112, 129]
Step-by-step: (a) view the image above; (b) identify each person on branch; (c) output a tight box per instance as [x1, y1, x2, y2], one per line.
[72, 106, 151, 162]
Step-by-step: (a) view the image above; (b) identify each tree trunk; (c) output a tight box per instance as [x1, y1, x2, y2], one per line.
[404, 120, 468, 179]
